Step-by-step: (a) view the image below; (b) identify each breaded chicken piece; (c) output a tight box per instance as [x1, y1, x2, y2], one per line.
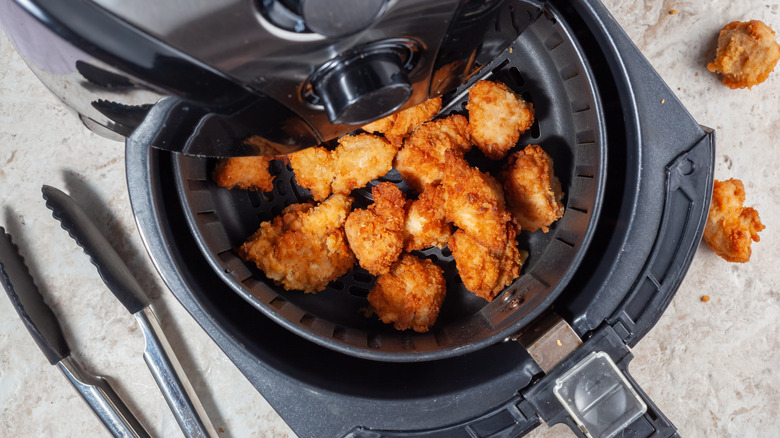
[394, 115, 472, 192]
[332, 134, 398, 194]
[442, 154, 510, 254]
[238, 194, 355, 293]
[703, 179, 765, 263]
[467, 80, 535, 160]
[707, 20, 780, 89]
[344, 182, 406, 275]
[289, 134, 396, 201]
[367, 254, 446, 332]
[449, 226, 528, 301]
[403, 184, 452, 251]
[501, 145, 565, 233]
[362, 97, 442, 146]
[212, 156, 277, 192]
[288, 146, 334, 201]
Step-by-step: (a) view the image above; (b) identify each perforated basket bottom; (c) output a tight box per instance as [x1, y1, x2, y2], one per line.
[174, 7, 605, 361]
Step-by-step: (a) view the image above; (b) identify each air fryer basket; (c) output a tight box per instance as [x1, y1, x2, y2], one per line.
[173, 4, 606, 361]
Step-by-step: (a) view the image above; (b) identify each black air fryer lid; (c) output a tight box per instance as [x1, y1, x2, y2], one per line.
[126, 0, 714, 436]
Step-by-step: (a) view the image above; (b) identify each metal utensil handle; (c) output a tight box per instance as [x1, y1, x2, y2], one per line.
[135, 307, 218, 438]
[57, 356, 151, 438]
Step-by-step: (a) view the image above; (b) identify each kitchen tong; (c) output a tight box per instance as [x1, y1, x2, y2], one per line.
[0, 186, 217, 438]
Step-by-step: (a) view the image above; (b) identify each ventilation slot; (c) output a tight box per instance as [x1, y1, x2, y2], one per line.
[508, 66, 525, 87]
[367, 333, 381, 349]
[576, 130, 595, 145]
[247, 191, 263, 208]
[348, 286, 370, 297]
[559, 64, 580, 81]
[269, 296, 287, 310]
[544, 32, 564, 50]
[187, 179, 210, 191]
[300, 314, 315, 327]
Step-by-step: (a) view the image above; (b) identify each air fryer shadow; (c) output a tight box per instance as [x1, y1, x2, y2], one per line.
[173, 9, 606, 361]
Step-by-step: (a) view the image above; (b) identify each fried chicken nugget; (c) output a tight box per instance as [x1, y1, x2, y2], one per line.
[238, 194, 355, 293]
[394, 114, 472, 192]
[707, 20, 780, 89]
[362, 97, 442, 146]
[442, 154, 510, 254]
[367, 254, 446, 332]
[332, 134, 398, 194]
[467, 80, 535, 160]
[449, 225, 528, 301]
[403, 184, 452, 251]
[213, 156, 288, 192]
[344, 182, 406, 275]
[288, 146, 334, 201]
[501, 145, 565, 233]
[703, 179, 765, 263]
[289, 134, 397, 201]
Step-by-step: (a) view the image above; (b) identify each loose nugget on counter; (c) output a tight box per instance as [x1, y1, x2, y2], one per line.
[707, 20, 780, 89]
[703, 178, 764, 263]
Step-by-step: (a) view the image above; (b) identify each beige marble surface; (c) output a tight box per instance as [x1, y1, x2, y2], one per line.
[1, 1, 779, 437]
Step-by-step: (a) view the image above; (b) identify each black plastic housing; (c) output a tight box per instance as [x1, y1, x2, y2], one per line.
[126, 0, 714, 436]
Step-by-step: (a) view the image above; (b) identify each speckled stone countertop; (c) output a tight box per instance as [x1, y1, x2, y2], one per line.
[1, 1, 779, 437]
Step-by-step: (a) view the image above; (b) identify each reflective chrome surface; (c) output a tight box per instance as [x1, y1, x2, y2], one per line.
[136, 307, 218, 438]
[57, 356, 151, 438]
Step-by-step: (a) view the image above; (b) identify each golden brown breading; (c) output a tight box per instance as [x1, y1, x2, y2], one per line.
[467, 80, 535, 160]
[212, 156, 277, 192]
[288, 134, 396, 201]
[403, 184, 452, 251]
[449, 225, 527, 301]
[501, 145, 565, 233]
[707, 20, 780, 89]
[394, 115, 472, 193]
[367, 254, 446, 332]
[703, 179, 765, 263]
[362, 97, 442, 147]
[344, 182, 406, 275]
[288, 146, 334, 201]
[442, 154, 510, 254]
[332, 134, 397, 194]
[238, 194, 355, 293]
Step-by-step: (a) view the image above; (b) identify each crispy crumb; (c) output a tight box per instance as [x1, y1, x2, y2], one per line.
[701, 295, 711, 302]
